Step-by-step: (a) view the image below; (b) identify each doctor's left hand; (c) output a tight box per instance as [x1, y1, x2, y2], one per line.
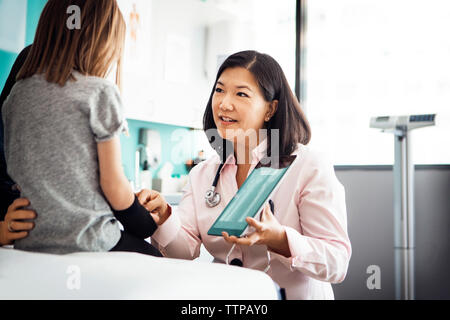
[222, 203, 291, 258]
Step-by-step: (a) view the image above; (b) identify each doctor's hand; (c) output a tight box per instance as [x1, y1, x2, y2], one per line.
[0, 198, 36, 246]
[136, 189, 171, 226]
[222, 203, 291, 258]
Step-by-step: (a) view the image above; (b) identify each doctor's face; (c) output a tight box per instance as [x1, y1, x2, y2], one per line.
[212, 67, 274, 148]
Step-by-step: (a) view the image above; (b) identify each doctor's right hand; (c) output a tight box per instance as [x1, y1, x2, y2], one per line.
[136, 189, 171, 226]
[0, 198, 36, 246]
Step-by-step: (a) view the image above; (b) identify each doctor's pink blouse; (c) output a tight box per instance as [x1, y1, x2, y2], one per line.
[152, 140, 352, 300]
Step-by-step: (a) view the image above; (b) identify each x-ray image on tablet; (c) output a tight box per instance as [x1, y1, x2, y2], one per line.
[207, 155, 297, 237]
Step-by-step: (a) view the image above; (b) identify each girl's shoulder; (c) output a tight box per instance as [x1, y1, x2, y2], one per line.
[13, 72, 119, 99]
[71, 71, 119, 93]
[64, 72, 122, 107]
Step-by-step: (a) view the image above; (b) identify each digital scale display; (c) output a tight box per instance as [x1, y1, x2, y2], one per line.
[409, 114, 435, 122]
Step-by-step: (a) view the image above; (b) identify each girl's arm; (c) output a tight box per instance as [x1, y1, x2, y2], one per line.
[97, 136, 134, 210]
[97, 136, 157, 239]
[91, 82, 156, 238]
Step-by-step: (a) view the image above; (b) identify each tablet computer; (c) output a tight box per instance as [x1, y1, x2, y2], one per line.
[207, 155, 297, 237]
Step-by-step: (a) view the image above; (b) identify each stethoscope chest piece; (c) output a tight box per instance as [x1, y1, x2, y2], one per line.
[205, 186, 221, 207]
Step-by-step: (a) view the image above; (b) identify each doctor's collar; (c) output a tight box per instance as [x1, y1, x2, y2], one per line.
[219, 138, 269, 172]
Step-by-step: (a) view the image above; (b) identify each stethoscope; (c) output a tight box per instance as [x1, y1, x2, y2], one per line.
[205, 163, 225, 208]
[205, 164, 273, 273]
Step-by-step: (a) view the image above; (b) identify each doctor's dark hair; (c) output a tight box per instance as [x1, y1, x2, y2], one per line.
[203, 50, 311, 162]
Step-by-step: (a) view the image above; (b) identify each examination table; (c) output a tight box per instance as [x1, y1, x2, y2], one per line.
[0, 247, 279, 299]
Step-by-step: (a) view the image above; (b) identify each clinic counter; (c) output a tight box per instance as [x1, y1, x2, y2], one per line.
[162, 192, 184, 206]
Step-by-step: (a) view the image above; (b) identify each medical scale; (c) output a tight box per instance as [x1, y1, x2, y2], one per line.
[370, 113, 436, 300]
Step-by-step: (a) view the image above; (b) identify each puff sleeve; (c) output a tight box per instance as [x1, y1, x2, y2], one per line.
[89, 83, 127, 142]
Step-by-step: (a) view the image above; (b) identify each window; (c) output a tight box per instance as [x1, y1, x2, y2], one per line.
[304, 0, 450, 165]
[116, 0, 297, 132]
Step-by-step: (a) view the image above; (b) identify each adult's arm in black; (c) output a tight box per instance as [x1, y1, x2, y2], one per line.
[0, 45, 32, 220]
[0, 45, 32, 109]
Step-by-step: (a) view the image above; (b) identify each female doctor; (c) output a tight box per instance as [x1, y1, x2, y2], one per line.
[141, 50, 352, 300]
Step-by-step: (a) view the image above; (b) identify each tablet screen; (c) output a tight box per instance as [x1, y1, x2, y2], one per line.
[207, 155, 296, 237]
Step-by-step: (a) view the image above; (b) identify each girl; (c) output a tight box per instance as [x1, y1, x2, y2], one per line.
[2, 0, 163, 255]
[142, 50, 352, 299]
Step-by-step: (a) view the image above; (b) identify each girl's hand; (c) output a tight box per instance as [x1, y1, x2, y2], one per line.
[222, 203, 291, 257]
[0, 198, 36, 246]
[136, 189, 171, 226]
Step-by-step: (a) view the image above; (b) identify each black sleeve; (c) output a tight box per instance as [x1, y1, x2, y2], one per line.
[0, 45, 32, 109]
[112, 195, 158, 239]
[0, 45, 32, 221]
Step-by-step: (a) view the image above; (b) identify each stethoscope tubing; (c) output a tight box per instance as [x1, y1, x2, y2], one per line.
[205, 163, 224, 208]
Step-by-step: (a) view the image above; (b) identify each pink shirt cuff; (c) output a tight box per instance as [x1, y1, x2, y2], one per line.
[269, 226, 313, 271]
[151, 205, 181, 247]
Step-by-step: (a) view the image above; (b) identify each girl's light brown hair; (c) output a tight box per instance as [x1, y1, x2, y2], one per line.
[17, 0, 126, 89]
